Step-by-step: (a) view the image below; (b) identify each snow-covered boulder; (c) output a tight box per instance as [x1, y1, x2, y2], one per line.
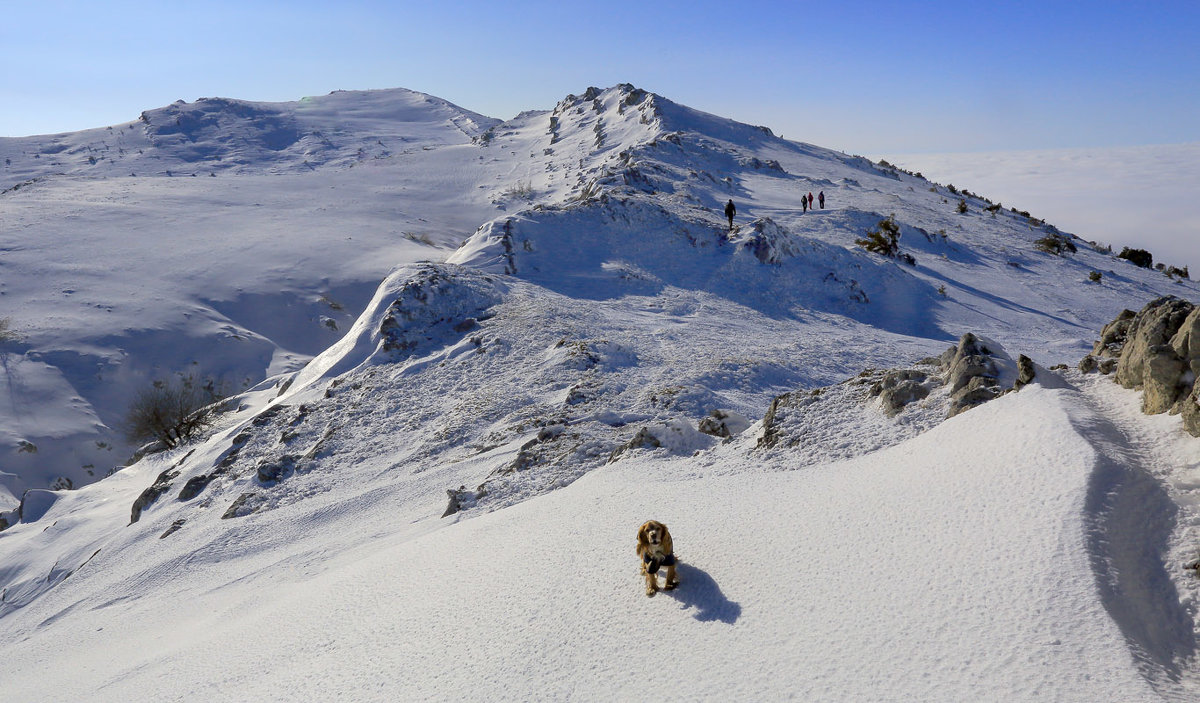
[608, 418, 712, 462]
[940, 333, 1018, 417]
[17, 489, 58, 523]
[697, 409, 752, 438]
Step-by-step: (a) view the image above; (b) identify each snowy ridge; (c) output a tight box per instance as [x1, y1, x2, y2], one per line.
[3, 84, 1200, 699]
[0, 88, 496, 185]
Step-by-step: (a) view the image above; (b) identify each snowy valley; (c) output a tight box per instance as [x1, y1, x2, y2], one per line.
[2, 84, 1200, 700]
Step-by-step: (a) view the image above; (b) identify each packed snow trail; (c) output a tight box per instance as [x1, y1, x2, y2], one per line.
[1072, 372, 1200, 697]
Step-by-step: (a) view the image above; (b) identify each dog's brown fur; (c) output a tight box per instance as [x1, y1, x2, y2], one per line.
[637, 520, 679, 597]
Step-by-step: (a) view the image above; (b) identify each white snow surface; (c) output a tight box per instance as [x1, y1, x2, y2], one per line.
[3, 84, 1200, 700]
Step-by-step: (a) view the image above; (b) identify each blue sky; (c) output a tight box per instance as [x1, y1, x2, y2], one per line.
[2, 0, 1197, 153]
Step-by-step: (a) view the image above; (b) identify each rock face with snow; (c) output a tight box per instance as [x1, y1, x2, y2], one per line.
[759, 332, 1040, 454]
[1086, 296, 1200, 435]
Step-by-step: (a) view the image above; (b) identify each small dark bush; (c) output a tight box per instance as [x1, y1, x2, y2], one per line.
[1089, 270, 1102, 283]
[123, 374, 229, 449]
[1118, 247, 1154, 269]
[956, 199, 968, 214]
[1165, 265, 1190, 279]
[856, 216, 901, 257]
[1035, 233, 1077, 256]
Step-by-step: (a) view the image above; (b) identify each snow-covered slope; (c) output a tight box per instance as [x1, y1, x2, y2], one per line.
[0, 87, 496, 184]
[3, 378, 1199, 700]
[3, 84, 1200, 700]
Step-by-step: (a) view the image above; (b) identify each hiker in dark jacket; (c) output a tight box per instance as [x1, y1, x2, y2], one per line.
[818, 191, 825, 209]
[725, 199, 736, 230]
[802, 195, 808, 213]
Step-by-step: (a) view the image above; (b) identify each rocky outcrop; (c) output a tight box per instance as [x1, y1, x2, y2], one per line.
[941, 333, 1010, 417]
[697, 409, 751, 438]
[868, 370, 931, 417]
[130, 468, 181, 524]
[1014, 354, 1036, 390]
[1114, 296, 1193, 398]
[1092, 309, 1136, 357]
[760, 333, 1040, 452]
[1086, 296, 1200, 436]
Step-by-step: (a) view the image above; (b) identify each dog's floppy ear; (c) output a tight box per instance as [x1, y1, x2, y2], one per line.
[661, 524, 673, 553]
[636, 522, 649, 553]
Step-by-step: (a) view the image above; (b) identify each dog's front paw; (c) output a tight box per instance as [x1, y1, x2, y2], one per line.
[645, 586, 658, 597]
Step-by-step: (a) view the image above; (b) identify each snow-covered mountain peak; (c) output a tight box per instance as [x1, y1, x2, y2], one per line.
[0, 87, 497, 186]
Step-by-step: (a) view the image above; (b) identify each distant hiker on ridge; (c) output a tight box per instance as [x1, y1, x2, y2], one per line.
[725, 199, 736, 230]
[802, 195, 808, 213]
[818, 191, 825, 209]
[808, 192, 815, 210]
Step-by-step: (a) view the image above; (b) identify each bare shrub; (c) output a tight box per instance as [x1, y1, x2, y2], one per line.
[123, 374, 229, 449]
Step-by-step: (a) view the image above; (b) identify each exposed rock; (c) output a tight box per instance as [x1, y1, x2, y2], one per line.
[1014, 354, 1036, 390]
[697, 409, 751, 438]
[1183, 386, 1200, 437]
[0, 514, 9, 532]
[1114, 296, 1193, 391]
[49, 476, 74, 491]
[948, 375, 1001, 418]
[159, 519, 186, 539]
[177, 474, 214, 501]
[442, 485, 482, 518]
[1170, 306, 1200, 380]
[1091, 296, 1200, 435]
[607, 426, 663, 462]
[1091, 309, 1136, 357]
[130, 469, 180, 524]
[607, 420, 708, 462]
[869, 370, 931, 417]
[758, 392, 795, 450]
[734, 218, 797, 265]
[256, 455, 298, 484]
[944, 333, 998, 393]
[221, 493, 259, 519]
[1143, 345, 1187, 414]
[1078, 355, 1098, 374]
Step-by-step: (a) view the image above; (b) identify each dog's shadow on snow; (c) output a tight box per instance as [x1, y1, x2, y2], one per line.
[663, 563, 741, 624]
